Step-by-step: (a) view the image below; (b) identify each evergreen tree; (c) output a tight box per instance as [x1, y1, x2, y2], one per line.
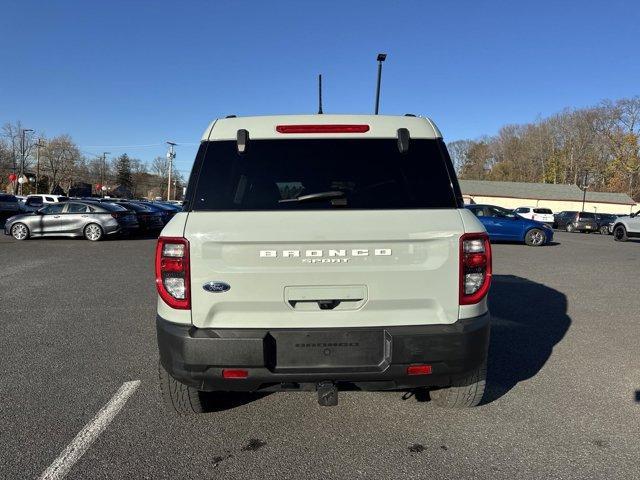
[115, 153, 133, 190]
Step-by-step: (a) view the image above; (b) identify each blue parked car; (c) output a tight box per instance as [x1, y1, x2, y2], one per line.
[466, 204, 554, 246]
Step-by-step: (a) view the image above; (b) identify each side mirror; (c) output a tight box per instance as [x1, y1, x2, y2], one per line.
[631, 212, 636, 218]
[35, 209, 44, 215]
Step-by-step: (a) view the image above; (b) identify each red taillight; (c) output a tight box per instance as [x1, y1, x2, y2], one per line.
[222, 369, 248, 379]
[407, 365, 432, 376]
[155, 237, 190, 309]
[276, 124, 370, 134]
[459, 233, 492, 305]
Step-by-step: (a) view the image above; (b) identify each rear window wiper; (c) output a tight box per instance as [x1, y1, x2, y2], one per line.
[278, 191, 345, 204]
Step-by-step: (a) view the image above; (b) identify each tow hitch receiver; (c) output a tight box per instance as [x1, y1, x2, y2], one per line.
[317, 381, 338, 407]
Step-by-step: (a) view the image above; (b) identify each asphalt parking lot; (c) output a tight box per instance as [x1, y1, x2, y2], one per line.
[1, 231, 639, 480]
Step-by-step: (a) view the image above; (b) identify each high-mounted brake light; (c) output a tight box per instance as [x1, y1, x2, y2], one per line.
[276, 124, 370, 134]
[155, 237, 190, 309]
[459, 233, 492, 305]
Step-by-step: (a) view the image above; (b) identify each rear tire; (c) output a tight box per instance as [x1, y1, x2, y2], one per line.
[566, 223, 575, 233]
[613, 225, 628, 242]
[84, 223, 103, 241]
[11, 222, 30, 240]
[430, 360, 487, 408]
[600, 226, 609, 235]
[524, 228, 545, 246]
[159, 363, 207, 415]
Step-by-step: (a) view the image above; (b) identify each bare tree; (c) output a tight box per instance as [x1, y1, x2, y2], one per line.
[42, 135, 81, 193]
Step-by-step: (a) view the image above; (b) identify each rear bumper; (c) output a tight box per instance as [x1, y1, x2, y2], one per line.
[157, 313, 490, 392]
[572, 221, 598, 231]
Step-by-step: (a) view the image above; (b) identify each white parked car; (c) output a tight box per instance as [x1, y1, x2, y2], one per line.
[513, 206, 554, 226]
[24, 194, 69, 211]
[611, 211, 640, 241]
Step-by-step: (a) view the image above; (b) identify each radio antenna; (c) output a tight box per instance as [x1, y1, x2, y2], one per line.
[318, 74, 323, 114]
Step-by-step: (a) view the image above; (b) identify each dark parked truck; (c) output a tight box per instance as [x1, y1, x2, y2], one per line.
[155, 115, 492, 414]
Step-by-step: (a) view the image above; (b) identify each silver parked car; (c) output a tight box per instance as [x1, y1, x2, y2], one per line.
[4, 201, 139, 241]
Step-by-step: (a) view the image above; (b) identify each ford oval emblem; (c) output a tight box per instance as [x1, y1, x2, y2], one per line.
[203, 281, 231, 293]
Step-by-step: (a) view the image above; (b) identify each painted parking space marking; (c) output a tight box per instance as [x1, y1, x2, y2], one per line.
[39, 380, 141, 480]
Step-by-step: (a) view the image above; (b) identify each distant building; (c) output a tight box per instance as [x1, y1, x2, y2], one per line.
[460, 180, 637, 214]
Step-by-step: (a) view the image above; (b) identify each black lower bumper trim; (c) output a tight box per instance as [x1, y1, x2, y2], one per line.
[157, 313, 490, 392]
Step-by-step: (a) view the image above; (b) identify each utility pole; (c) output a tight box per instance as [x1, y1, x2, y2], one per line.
[19, 128, 34, 195]
[101, 152, 110, 197]
[166, 142, 176, 201]
[374, 53, 387, 115]
[35, 139, 44, 194]
[580, 170, 589, 212]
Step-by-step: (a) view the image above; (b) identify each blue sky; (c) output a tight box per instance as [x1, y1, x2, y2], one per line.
[1, 0, 639, 177]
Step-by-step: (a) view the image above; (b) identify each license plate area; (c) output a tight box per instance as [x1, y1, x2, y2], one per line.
[269, 329, 391, 373]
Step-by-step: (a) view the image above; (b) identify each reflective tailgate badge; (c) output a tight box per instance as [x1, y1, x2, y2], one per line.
[203, 281, 231, 293]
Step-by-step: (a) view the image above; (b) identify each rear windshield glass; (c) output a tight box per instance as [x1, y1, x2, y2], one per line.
[188, 139, 458, 211]
[578, 212, 596, 219]
[533, 208, 552, 214]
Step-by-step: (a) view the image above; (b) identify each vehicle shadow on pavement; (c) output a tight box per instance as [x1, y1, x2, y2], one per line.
[482, 274, 571, 404]
[201, 392, 271, 412]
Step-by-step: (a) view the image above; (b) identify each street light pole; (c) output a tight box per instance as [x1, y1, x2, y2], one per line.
[101, 152, 110, 197]
[166, 142, 176, 201]
[374, 53, 387, 115]
[580, 170, 589, 212]
[35, 139, 44, 194]
[19, 128, 34, 195]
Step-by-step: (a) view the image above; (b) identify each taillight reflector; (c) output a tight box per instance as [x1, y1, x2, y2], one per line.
[155, 236, 190, 309]
[222, 369, 248, 379]
[407, 365, 432, 376]
[276, 124, 370, 134]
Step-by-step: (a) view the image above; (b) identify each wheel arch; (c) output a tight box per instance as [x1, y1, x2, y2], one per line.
[523, 225, 545, 240]
[613, 222, 626, 232]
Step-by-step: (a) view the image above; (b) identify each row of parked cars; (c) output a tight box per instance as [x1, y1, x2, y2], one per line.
[466, 204, 640, 246]
[1, 193, 183, 241]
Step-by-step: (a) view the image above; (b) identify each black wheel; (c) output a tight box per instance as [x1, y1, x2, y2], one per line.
[11, 222, 30, 240]
[430, 360, 487, 408]
[600, 226, 609, 235]
[524, 228, 545, 246]
[84, 223, 103, 241]
[159, 362, 207, 415]
[613, 225, 628, 242]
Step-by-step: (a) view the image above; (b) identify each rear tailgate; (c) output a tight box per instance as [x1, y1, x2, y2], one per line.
[185, 210, 463, 329]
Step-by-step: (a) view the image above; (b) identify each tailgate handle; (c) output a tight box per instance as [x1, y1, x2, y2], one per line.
[285, 286, 367, 311]
[288, 299, 359, 310]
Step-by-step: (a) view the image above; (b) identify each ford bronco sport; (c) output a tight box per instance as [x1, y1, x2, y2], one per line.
[156, 114, 491, 413]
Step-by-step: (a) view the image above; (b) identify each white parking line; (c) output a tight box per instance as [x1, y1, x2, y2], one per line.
[39, 380, 141, 480]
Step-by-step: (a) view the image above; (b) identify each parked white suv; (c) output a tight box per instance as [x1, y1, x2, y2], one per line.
[155, 114, 492, 414]
[514, 206, 554, 226]
[24, 194, 69, 211]
[612, 211, 640, 241]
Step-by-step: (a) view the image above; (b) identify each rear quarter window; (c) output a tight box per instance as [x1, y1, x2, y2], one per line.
[187, 138, 460, 211]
